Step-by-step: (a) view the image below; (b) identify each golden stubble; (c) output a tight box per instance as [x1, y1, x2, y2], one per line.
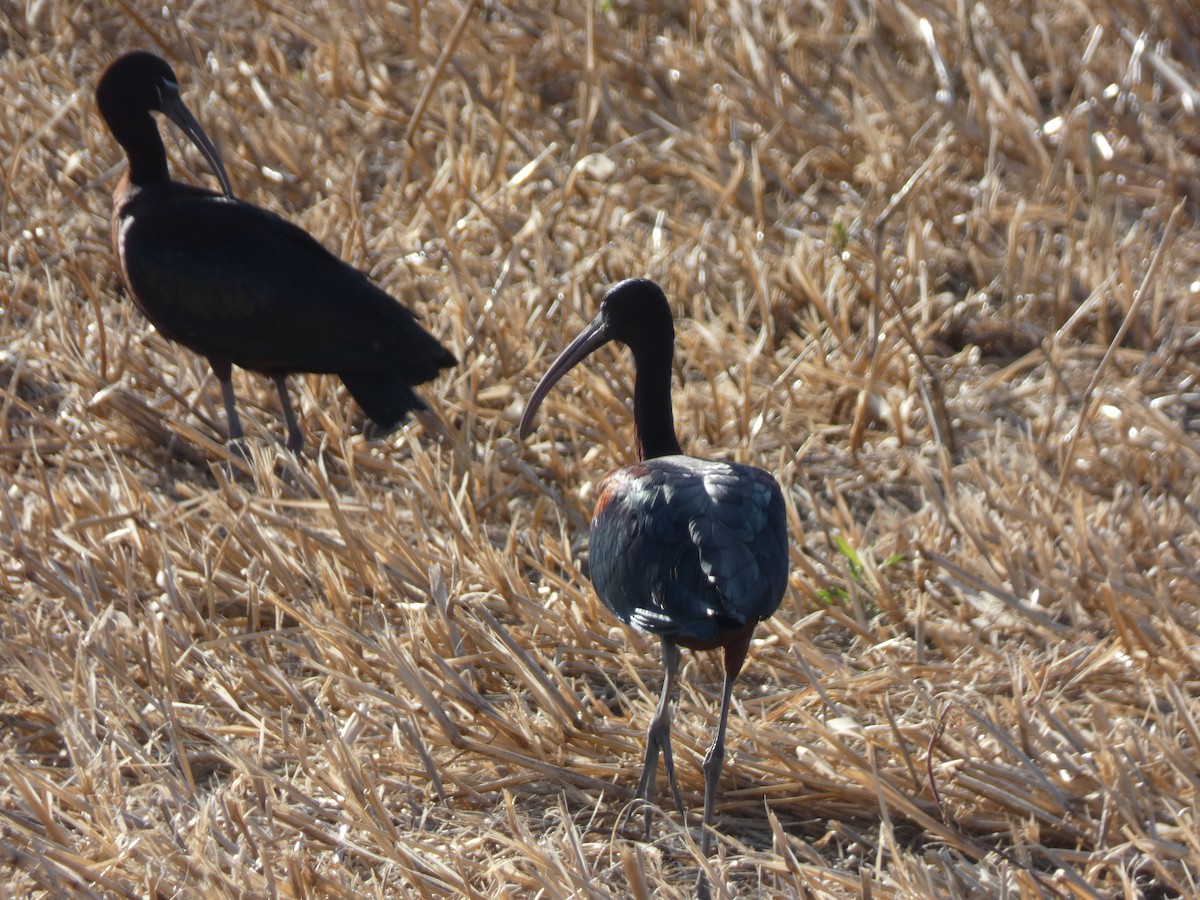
[2, 1, 1199, 895]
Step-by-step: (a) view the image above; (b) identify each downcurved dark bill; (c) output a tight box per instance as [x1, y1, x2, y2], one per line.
[518, 312, 612, 439]
[161, 82, 235, 198]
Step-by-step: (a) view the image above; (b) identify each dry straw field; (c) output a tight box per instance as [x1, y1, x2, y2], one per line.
[3, 0, 1200, 896]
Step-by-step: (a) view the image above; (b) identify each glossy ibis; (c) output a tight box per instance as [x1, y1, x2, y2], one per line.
[96, 51, 455, 452]
[519, 278, 789, 887]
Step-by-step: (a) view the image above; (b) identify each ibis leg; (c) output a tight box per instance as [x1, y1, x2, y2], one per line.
[634, 638, 685, 839]
[273, 375, 304, 453]
[696, 625, 755, 900]
[209, 358, 246, 446]
[216, 371, 245, 444]
[700, 669, 736, 858]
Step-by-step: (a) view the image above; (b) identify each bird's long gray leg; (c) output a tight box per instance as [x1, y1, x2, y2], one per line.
[700, 668, 736, 860]
[696, 625, 755, 900]
[211, 359, 246, 446]
[220, 377, 244, 440]
[634, 638, 685, 839]
[273, 375, 304, 453]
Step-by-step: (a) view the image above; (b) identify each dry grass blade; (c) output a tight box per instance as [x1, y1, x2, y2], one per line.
[3, 0, 1200, 896]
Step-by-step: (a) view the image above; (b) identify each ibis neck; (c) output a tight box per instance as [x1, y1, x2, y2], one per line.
[632, 344, 682, 460]
[113, 113, 171, 185]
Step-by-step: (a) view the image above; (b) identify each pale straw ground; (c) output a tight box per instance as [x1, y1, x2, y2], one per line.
[2, 1, 1200, 897]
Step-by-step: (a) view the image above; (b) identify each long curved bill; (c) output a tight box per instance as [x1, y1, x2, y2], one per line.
[161, 84, 235, 198]
[518, 312, 612, 439]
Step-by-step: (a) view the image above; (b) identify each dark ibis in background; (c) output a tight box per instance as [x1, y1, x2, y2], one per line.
[96, 51, 455, 452]
[519, 278, 789, 888]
